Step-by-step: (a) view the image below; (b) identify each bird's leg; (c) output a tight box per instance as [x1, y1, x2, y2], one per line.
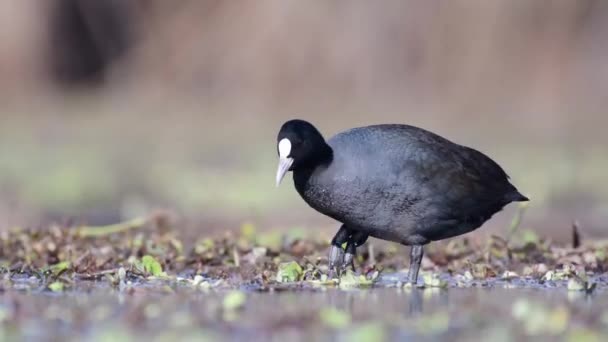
[342, 232, 369, 271]
[328, 225, 350, 278]
[342, 242, 357, 271]
[408, 245, 424, 285]
[328, 245, 344, 278]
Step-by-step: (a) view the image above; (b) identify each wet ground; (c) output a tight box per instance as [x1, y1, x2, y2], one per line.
[1, 272, 608, 342]
[1, 213, 608, 341]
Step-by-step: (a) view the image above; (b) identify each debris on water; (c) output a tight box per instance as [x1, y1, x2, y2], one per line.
[423, 273, 448, 288]
[567, 278, 586, 291]
[141, 255, 165, 277]
[339, 269, 376, 289]
[190, 274, 205, 286]
[567, 274, 597, 294]
[501, 271, 519, 280]
[48, 261, 70, 277]
[276, 261, 303, 282]
[117, 267, 127, 282]
[542, 270, 555, 281]
[468, 263, 497, 279]
[307, 273, 338, 287]
[243, 247, 268, 264]
[0, 210, 607, 293]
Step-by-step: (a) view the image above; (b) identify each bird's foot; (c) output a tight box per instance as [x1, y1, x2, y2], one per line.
[341, 251, 356, 272]
[405, 245, 424, 286]
[327, 245, 344, 279]
[406, 269, 420, 286]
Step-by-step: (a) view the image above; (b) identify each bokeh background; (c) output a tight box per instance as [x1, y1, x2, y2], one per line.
[1, 0, 606, 241]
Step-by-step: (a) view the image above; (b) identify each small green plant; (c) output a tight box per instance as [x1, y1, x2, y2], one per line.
[276, 261, 303, 282]
[141, 255, 164, 277]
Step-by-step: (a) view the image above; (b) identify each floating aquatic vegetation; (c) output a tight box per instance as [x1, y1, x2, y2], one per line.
[141, 255, 164, 277]
[276, 261, 303, 282]
[338, 269, 378, 289]
[422, 273, 448, 288]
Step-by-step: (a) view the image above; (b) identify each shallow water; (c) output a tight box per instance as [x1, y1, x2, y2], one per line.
[1, 272, 608, 342]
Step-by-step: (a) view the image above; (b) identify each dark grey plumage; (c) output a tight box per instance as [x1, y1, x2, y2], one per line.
[275, 119, 528, 283]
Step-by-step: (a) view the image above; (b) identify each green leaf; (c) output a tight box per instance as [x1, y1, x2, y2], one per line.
[223, 291, 246, 311]
[49, 261, 70, 276]
[142, 255, 163, 276]
[339, 270, 374, 289]
[48, 281, 64, 292]
[78, 217, 147, 237]
[276, 261, 303, 282]
[319, 307, 351, 328]
[50, 261, 70, 271]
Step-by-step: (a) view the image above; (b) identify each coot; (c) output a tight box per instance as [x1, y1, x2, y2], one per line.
[276, 119, 528, 284]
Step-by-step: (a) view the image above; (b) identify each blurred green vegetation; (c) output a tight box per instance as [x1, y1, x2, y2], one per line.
[0, 104, 606, 232]
[0, 123, 606, 223]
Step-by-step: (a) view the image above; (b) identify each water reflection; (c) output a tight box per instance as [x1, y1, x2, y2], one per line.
[2, 278, 607, 341]
[302, 285, 450, 319]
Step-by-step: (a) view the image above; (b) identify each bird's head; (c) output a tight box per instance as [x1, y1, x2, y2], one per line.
[275, 119, 332, 186]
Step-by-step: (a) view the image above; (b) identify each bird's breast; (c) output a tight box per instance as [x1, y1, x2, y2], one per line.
[295, 170, 401, 228]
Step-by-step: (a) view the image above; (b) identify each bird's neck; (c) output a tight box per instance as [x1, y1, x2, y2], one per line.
[305, 143, 333, 170]
[293, 144, 333, 188]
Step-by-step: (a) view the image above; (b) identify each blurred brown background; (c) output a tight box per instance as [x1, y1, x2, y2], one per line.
[0, 0, 606, 241]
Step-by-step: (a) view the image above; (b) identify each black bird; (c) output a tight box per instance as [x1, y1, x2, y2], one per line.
[276, 119, 528, 284]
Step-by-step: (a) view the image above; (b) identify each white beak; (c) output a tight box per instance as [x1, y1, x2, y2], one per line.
[276, 157, 294, 186]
